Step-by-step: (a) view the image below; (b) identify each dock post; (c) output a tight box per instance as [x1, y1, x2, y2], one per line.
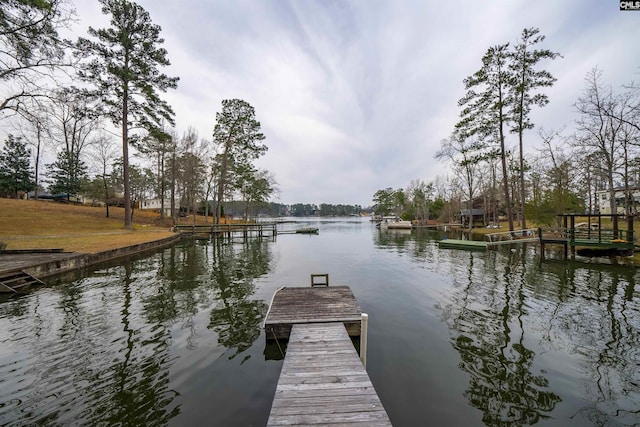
[360, 313, 368, 368]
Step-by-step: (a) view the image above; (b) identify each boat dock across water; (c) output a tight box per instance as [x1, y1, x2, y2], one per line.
[438, 228, 538, 250]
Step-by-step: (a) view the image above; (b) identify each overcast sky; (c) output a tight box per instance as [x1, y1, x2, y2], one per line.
[62, 1, 640, 205]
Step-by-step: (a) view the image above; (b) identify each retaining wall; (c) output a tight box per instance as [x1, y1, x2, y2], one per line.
[23, 234, 181, 279]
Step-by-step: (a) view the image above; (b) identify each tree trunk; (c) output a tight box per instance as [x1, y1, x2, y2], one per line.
[34, 125, 42, 201]
[171, 145, 176, 224]
[518, 130, 526, 229]
[216, 140, 230, 225]
[499, 117, 514, 231]
[122, 82, 132, 229]
[608, 173, 618, 236]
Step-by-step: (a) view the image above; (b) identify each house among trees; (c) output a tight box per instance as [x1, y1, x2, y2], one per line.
[459, 196, 502, 228]
[140, 199, 171, 217]
[597, 188, 640, 215]
[460, 208, 485, 228]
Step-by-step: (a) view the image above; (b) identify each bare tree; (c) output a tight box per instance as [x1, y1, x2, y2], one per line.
[175, 128, 207, 223]
[437, 135, 489, 230]
[15, 108, 51, 199]
[138, 125, 173, 222]
[574, 68, 631, 229]
[539, 129, 577, 222]
[90, 136, 118, 217]
[0, 0, 74, 118]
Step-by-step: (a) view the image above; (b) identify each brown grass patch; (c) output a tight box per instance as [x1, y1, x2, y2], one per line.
[0, 199, 175, 253]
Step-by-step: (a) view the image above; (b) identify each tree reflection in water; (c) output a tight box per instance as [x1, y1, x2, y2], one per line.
[86, 261, 180, 426]
[539, 260, 640, 425]
[207, 238, 269, 362]
[442, 249, 561, 426]
[142, 239, 270, 361]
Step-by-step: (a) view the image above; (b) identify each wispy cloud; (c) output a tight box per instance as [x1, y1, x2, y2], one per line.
[60, 0, 640, 205]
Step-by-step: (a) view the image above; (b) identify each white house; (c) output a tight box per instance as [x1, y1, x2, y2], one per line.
[140, 198, 172, 216]
[596, 188, 640, 214]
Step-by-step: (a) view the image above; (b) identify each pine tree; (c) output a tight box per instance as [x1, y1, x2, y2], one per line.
[509, 27, 560, 229]
[456, 44, 515, 230]
[76, 0, 178, 228]
[212, 99, 266, 224]
[0, 135, 34, 197]
[47, 149, 87, 198]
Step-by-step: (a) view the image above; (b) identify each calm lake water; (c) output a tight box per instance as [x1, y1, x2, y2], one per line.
[1, 218, 639, 426]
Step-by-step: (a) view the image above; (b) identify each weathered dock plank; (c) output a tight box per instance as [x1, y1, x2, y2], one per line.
[267, 322, 391, 426]
[264, 287, 362, 339]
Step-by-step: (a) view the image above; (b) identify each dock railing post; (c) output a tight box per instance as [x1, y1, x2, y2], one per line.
[360, 313, 368, 368]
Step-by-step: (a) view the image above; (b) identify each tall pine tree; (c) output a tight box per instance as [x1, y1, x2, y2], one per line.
[456, 44, 515, 230]
[76, 0, 178, 228]
[509, 27, 559, 229]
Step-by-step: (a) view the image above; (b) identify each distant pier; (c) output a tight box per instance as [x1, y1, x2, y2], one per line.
[173, 223, 277, 240]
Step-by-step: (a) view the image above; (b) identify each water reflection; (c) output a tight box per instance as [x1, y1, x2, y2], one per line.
[533, 261, 640, 425]
[1, 221, 639, 426]
[442, 249, 561, 426]
[85, 262, 180, 426]
[435, 240, 640, 426]
[207, 239, 269, 362]
[0, 238, 272, 426]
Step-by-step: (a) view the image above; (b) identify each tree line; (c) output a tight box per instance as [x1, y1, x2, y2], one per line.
[0, 0, 276, 225]
[220, 202, 368, 218]
[374, 28, 640, 230]
[372, 181, 445, 224]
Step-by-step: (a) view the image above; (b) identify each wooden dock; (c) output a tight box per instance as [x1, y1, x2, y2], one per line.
[173, 223, 277, 239]
[539, 214, 636, 259]
[264, 285, 391, 426]
[438, 229, 538, 251]
[267, 322, 391, 426]
[278, 227, 320, 235]
[264, 286, 362, 340]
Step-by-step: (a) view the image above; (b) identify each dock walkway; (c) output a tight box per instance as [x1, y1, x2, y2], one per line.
[267, 322, 391, 426]
[173, 223, 277, 239]
[264, 285, 391, 426]
[439, 229, 538, 251]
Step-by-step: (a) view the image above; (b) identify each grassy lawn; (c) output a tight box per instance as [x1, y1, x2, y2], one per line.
[0, 199, 178, 253]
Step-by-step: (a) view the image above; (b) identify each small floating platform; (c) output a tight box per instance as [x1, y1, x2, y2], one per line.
[278, 227, 320, 235]
[296, 227, 319, 234]
[264, 286, 362, 340]
[267, 322, 391, 426]
[438, 239, 487, 250]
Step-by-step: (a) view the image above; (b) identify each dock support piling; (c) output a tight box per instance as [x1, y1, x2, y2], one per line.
[361, 313, 368, 368]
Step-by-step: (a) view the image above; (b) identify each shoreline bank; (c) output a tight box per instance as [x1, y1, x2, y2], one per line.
[0, 233, 181, 281]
